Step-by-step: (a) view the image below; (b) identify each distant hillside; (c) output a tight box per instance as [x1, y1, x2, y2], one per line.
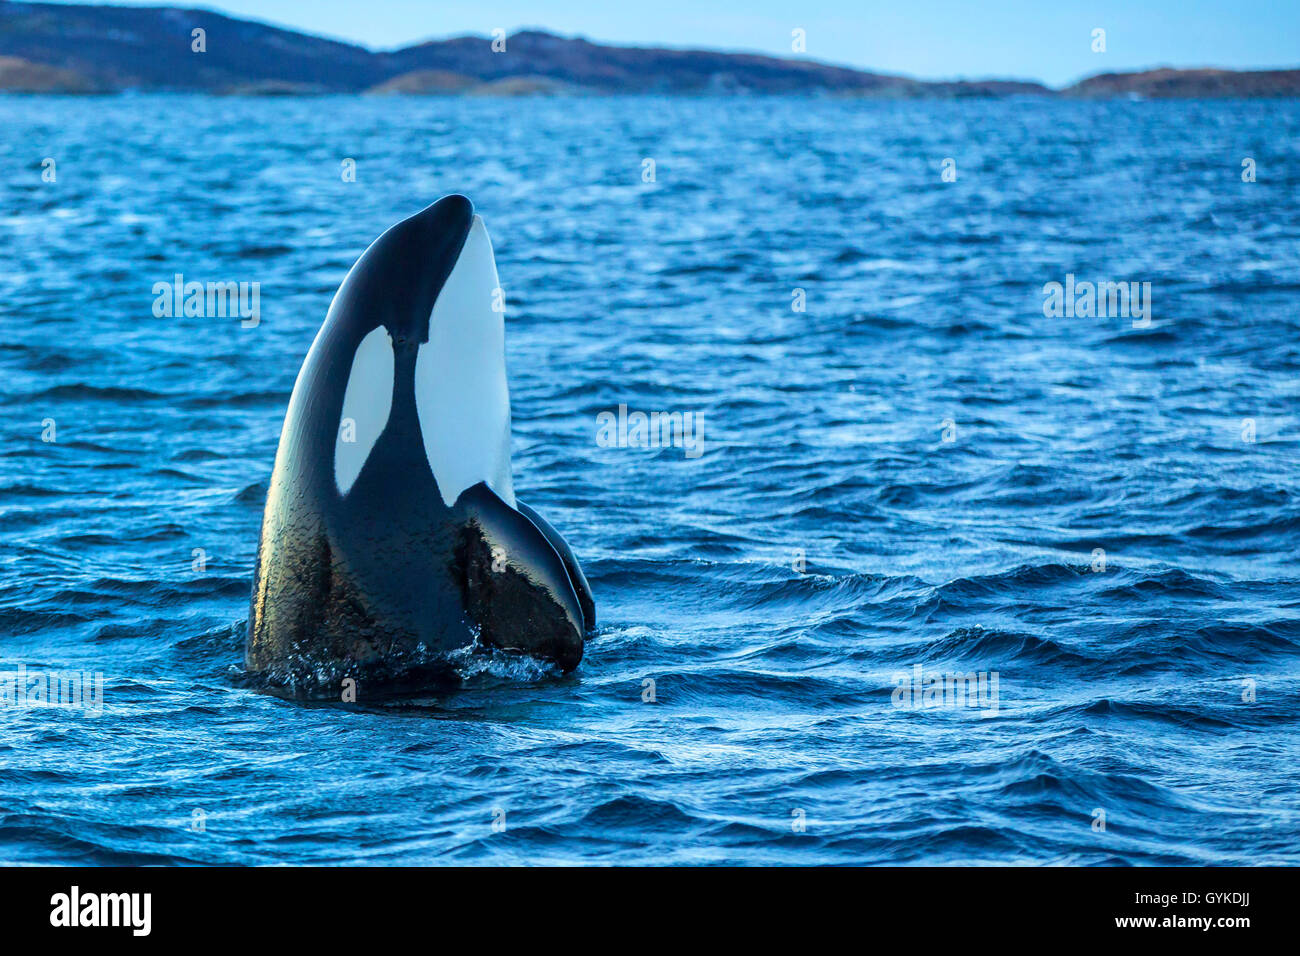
[0, 52, 93, 91]
[1064, 67, 1300, 99]
[0, 1, 382, 91]
[0, 1, 1295, 97]
[379, 30, 932, 95]
[368, 69, 478, 95]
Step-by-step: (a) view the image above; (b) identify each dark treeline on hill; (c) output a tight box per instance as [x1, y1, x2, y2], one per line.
[0, 0, 1296, 96]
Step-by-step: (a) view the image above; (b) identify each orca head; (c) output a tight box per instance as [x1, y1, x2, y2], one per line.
[318, 194, 515, 508]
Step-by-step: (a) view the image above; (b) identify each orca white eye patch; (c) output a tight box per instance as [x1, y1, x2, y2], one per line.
[334, 325, 394, 496]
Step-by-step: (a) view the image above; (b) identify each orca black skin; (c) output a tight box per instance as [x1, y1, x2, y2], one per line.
[246, 195, 594, 697]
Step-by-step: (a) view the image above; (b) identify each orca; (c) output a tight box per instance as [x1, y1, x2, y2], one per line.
[246, 195, 595, 697]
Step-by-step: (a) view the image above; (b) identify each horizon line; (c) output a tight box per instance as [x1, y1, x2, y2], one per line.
[25, 0, 1300, 89]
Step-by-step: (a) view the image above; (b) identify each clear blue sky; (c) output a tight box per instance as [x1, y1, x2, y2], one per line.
[50, 0, 1300, 86]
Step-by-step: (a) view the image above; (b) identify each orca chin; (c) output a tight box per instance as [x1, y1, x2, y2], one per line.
[245, 195, 595, 699]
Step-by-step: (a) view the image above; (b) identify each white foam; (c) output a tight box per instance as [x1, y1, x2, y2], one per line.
[334, 326, 394, 496]
[415, 215, 515, 508]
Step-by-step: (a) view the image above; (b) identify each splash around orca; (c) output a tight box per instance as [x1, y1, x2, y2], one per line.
[245, 195, 595, 698]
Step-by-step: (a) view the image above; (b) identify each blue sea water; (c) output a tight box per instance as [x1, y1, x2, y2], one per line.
[1, 94, 1298, 865]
